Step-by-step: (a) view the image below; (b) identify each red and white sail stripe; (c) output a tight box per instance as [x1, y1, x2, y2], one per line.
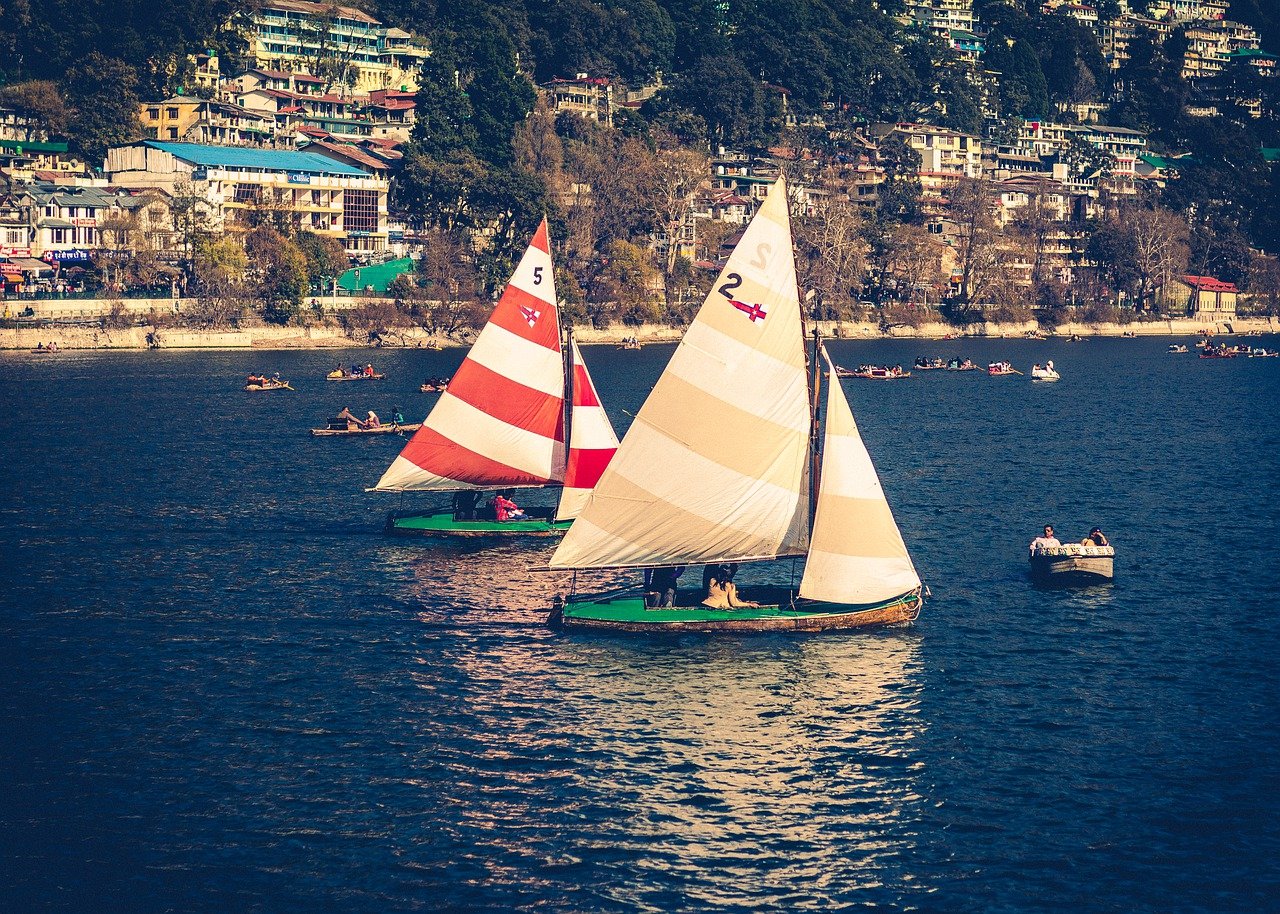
[555, 339, 620, 521]
[374, 220, 566, 491]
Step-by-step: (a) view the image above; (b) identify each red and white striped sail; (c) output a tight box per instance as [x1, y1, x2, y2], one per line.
[555, 339, 620, 521]
[374, 220, 565, 491]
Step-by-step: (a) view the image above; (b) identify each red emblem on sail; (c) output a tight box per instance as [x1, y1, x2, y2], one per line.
[520, 305, 541, 328]
[730, 299, 768, 322]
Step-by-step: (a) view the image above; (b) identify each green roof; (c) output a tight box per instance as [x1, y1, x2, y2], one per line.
[1225, 47, 1276, 60]
[0, 139, 71, 154]
[338, 257, 413, 292]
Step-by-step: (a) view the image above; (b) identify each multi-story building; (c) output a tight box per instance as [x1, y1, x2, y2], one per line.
[1182, 20, 1263, 81]
[871, 123, 984, 178]
[248, 0, 430, 93]
[104, 141, 390, 254]
[543, 75, 614, 126]
[904, 0, 976, 42]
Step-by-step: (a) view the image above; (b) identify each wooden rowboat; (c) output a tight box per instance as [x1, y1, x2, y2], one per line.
[1029, 545, 1114, 584]
[327, 371, 385, 381]
[311, 423, 421, 437]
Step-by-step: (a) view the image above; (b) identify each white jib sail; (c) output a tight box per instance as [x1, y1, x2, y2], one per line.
[555, 339, 620, 522]
[550, 175, 811, 570]
[799, 353, 921, 604]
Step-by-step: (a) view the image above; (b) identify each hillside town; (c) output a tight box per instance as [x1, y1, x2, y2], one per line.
[2, 0, 1279, 334]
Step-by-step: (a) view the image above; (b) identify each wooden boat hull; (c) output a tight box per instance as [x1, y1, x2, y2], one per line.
[552, 591, 923, 633]
[311, 423, 421, 437]
[245, 383, 292, 391]
[326, 374, 385, 381]
[1029, 554, 1114, 584]
[385, 510, 571, 537]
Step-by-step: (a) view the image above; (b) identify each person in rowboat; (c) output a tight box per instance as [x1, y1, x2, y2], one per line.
[335, 406, 361, 428]
[1029, 525, 1061, 555]
[1080, 527, 1109, 547]
[363, 410, 381, 429]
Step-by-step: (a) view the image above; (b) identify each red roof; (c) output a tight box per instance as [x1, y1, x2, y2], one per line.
[1184, 274, 1238, 293]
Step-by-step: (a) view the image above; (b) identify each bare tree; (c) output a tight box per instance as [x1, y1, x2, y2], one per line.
[950, 177, 1003, 310]
[885, 223, 943, 307]
[794, 192, 866, 319]
[1128, 204, 1189, 312]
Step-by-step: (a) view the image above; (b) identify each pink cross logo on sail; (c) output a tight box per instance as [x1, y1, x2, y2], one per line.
[520, 305, 541, 328]
[730, 299, 768, 322]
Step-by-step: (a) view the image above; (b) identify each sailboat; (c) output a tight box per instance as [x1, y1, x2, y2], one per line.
[545, 176, 923, 631]
[372, 219, 619, 536]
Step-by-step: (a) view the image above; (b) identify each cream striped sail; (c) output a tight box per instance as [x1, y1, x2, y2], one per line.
[554, 339, 621, 522]
[798, 351, 921, 604]
[550, 176, 811, 570]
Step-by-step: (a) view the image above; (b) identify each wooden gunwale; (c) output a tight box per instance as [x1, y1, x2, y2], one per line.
[553, 591, 923, 633]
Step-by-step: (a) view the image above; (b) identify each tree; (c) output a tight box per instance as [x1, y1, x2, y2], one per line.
[0, 80, 69, 135]
[794, 192, 867, 319]
[1090, 204, 1189, 311]
[641, 134, 708, 279]
[950, 177, 1004, 309]
[189, 236, 249, 328]
[587, 239, 662, 325]
[245, 226, 309, 325]
[414, 229, 484, 335]
[295, 232, 348, 291]
[62, 53, 142, 166]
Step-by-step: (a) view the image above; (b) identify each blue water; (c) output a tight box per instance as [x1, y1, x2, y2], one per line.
[2, 337, 1278, 913]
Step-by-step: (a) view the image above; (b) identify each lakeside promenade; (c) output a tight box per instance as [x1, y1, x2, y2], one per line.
[2, 315, 1275, 351]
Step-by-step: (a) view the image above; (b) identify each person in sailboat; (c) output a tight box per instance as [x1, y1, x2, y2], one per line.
[1029, 525, 1061, 555]
[492, 492, 526, 522]
[700, 564, 759, 609]
[644, 566, 684, 608]
[452, 490, 480, 521]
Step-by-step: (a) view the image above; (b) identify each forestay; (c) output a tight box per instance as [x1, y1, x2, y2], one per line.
[555, 339, 620, 522]
[799, 353, 921, 604]
[374, 220, 566, 491]
[550, 176, 811, 570]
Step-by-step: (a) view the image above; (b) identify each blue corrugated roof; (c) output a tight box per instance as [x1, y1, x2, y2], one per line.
[145, 141, 368, 176]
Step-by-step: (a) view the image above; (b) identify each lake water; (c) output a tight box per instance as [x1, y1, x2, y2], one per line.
[2, 336, 1278, 913]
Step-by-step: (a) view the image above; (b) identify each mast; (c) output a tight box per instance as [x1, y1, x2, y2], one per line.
[562, 321, 573, 482]
[809, 327, 823, 535]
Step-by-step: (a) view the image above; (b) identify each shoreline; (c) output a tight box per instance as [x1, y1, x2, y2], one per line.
[1, 316, 1275, 351]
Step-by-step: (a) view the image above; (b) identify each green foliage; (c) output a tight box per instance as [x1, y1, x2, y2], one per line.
[295, 233, 348, 289]
[246, 226, 308, 325]
[62, 53, 142, 166]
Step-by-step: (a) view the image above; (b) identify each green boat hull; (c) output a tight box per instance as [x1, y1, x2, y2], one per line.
[552, 590, 923, 633]
[386, 510, 571, 537]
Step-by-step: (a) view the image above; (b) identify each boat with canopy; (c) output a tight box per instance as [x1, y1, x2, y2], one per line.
[371, 219, 619, 537]
[545, 176, 924, 631]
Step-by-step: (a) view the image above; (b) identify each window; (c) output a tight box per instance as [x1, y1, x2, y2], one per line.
[342, 189, 378, 234]
[167, 107, 179, 119]
[148, 107, 160, 120]
[234, 183, 262, 205]
[52, 228, 67, 243]
[168, 127, 179, 139]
